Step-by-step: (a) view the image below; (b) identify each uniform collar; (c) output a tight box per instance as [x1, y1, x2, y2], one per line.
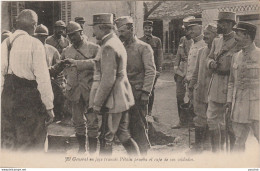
[223, 31, 235, 41]
[144, 34, 153, 40]
[100, 33, 114, 45]
[124, 35, 137, 46]
[242, 42, 256, 53]
[193, 34, 203, 43]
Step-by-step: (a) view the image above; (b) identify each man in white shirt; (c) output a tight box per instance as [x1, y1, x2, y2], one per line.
[1, 9, 54, 151]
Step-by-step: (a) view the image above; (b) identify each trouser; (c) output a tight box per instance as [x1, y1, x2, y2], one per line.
[175, 75, 186, 124]
[51, 79, 65, 121]
[193, 99, 208, 127]
[207, 100, 235, 151]
[85, 112, 99, 138]
[148, 76, 158, 115]
[1, 74, 47, 151]
[71, 95, 87, 136]
[232, 121, 259, 152]
[129, 104, 151, 155]
[104, 111, 131, 144]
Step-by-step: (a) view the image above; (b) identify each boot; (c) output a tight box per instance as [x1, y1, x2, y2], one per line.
[189, 126, 206, 153]
[88, 137, 97, 154]
[122, 138, 140, 156]
[99, 142, 112, 156]
[210, 129, 221, 153]
[76, 134, 86, 153]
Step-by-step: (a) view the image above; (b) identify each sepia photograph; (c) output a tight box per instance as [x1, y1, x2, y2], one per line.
[0, 0, 259, 169]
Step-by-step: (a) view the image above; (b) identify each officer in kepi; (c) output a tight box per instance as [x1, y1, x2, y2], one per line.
[227, 22, 259, 152]
[91, 13, 139, 156]
[139, 20, 163, 117]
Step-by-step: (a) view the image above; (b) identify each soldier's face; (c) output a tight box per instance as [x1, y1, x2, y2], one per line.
[235, 30, 248, 47]
[92, 25, 104, 40]
[203, 30, 216, 46]
[55, 26, 66, 36]
[35, 35, 48, 44]
[189, 25, 201, 39]
[68, 31, 82, 45]
[143, 26, 153, 36]
[217, 20, 233, 34]
[76, 21, 85, 29]
[118, 25, 132, 42]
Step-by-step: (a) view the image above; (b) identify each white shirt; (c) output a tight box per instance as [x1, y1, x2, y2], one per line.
[45, 44, 60, 67]
[1, 30, 54, 110]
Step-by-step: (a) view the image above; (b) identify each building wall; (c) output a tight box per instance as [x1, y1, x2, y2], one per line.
[1, 2, 10, 32]
[71, 1, 143, 42]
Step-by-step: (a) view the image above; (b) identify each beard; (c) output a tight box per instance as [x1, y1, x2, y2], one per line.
[119, 35, 125, 42]
[217, 27, 224, 34]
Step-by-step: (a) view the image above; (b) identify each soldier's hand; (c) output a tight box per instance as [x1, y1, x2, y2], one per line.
[210, 61, 218, 69]
[140, 92, 150, 106]
[173, 66, 178, 73]
[45, 109, 55, 126]
[93, 106, 101, 115]
[182, 78, 188, 85]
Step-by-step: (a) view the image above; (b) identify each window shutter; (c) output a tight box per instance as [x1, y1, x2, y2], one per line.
[60, 1, 71, 24]
[10, 2, 25, 31]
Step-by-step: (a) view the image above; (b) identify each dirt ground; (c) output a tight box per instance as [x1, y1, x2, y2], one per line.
[47, 70, 259, 156]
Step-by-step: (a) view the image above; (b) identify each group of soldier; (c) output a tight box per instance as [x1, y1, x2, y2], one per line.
[1, 9, 163, 156]
[1, 8, 259, 157]
[173, 11, 259, 153]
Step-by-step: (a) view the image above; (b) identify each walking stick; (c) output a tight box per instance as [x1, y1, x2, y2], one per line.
[224, 108, 230, 152]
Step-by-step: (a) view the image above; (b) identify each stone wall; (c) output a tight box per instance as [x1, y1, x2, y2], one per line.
[71, 1, 143, 42]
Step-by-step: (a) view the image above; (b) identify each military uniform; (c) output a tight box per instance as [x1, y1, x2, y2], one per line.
[61, 38, 99, 137]
[123, 36, 156, 154]
[140, 33, 163, 115]
[228, 42, 260, 150]
[46, 35, 70, 54]
[174, 36, 193, 126]
[207, 32, 237, 130]
[189, 46, 212, 127]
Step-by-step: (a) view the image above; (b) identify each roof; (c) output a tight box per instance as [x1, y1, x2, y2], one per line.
[146, 1, 202, 19]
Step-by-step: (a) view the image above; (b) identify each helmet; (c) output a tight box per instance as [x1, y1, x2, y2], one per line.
[35, 24, 49, 36]
[66, 21, 82, 35]
[54, 20, 66, 27]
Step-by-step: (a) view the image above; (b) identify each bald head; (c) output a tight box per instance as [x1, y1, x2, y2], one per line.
[16, 9, 38, 35]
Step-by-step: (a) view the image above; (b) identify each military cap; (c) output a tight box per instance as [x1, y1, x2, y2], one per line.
[204, 23, 217, 33]
[66, 21, 82, 35]
[54, 20, 66, 27]
[89, 13, 114, 26]
[75, 17, 85, 23]
[114, 16, 133, 29]
[34, 24, 49, 36]
[182, 16, 195, 28]
[186, 18, 202, 27]
[143, 20, 153, 27]
[233, 21, 257, 33]
[215, 11, 236, 23]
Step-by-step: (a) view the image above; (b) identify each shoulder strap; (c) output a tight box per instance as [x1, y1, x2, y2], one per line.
[6, 33, 25, 74]
[73, 45, 91, 59]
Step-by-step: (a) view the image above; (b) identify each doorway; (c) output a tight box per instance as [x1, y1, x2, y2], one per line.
[25, 2, 60, 35]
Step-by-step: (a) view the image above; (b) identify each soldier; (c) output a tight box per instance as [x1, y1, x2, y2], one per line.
[46, 20, 70, 54]
[172, 16, 195, 129]
[34, 24, 60, 67]
[227, 22, 259, 152]
[115, 16, 156, 155]
[61, 21, 100, 153]
[91, 13, 139, 156]
[1, 9, 54, 150]
[75, 16, 88, 41]
[207, 11, 237, 152]
[139, 20, 163, 116]
[188, 24, 218, 152]
[34, 24, 68, 121]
